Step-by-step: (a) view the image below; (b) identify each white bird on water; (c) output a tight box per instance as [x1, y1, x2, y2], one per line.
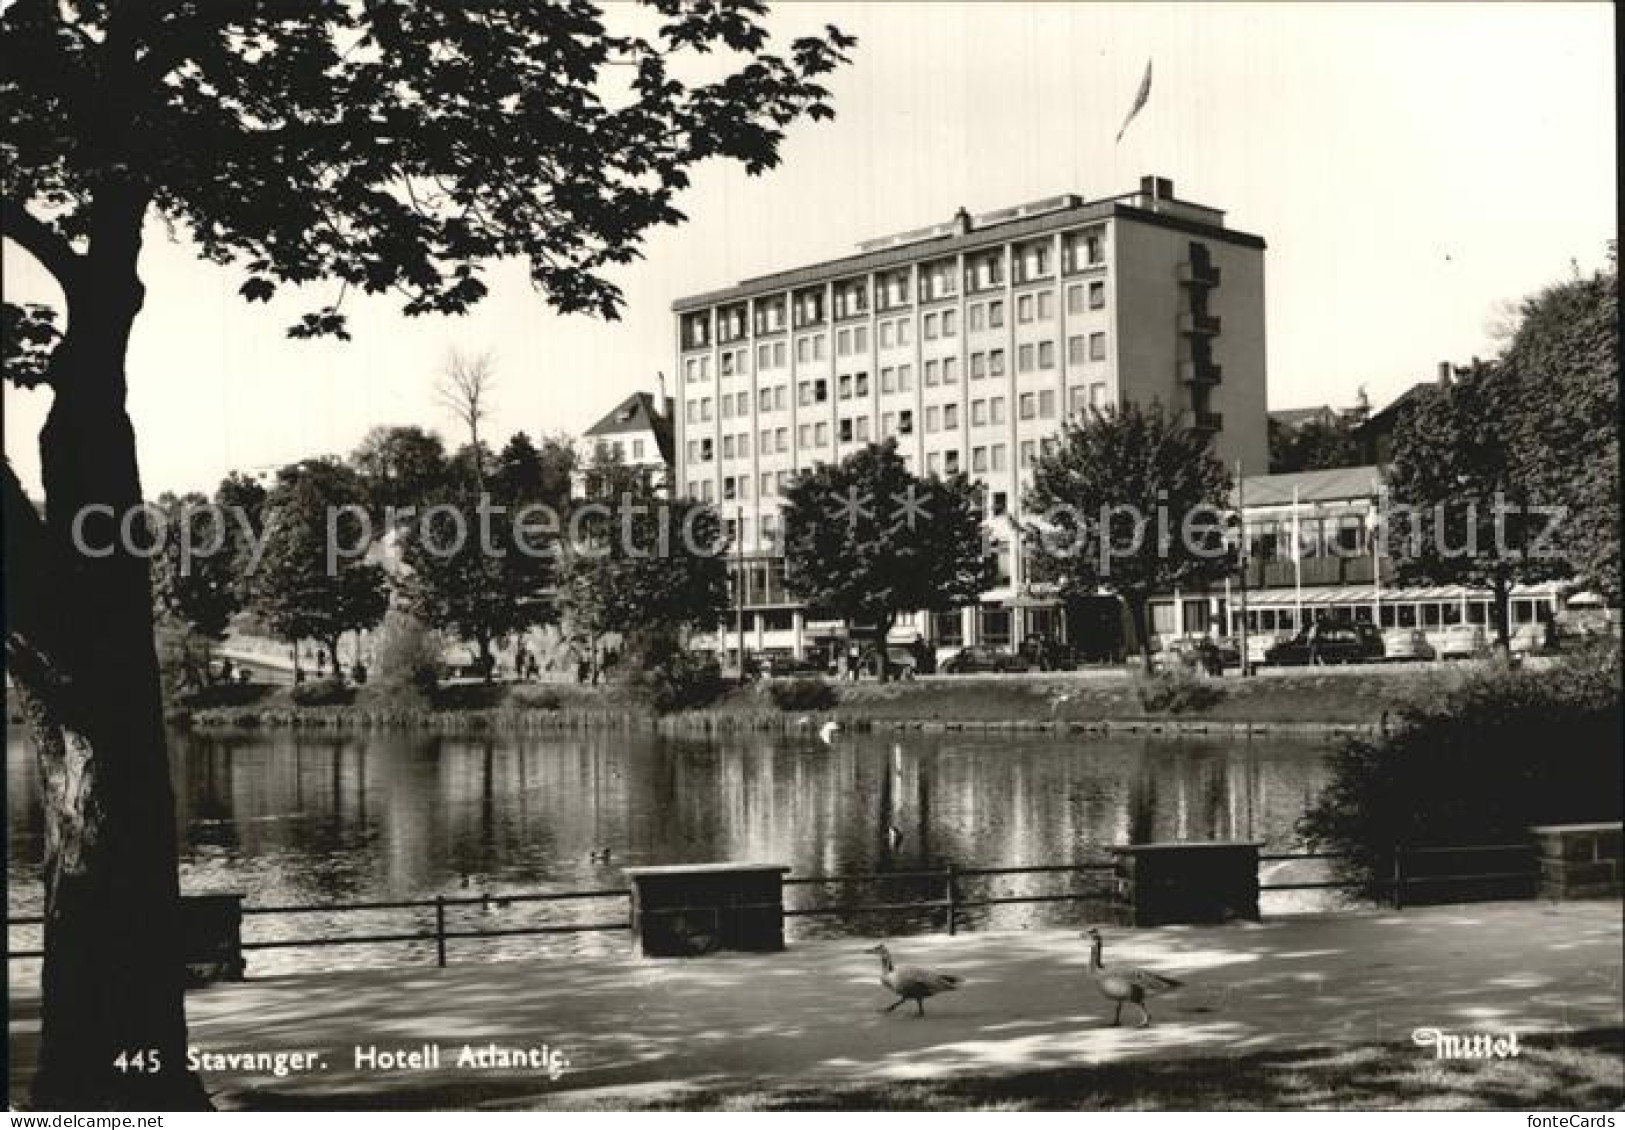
[866, 944, 963, 1017]
[818, 720, 842, 746]
[1083, 927, 1183, 1028]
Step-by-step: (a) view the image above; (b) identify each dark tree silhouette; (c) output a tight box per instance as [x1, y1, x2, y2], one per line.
[1024, 402, 1234, 673]
[778, 440, 992, 680]
[1, 1, 852, 1107]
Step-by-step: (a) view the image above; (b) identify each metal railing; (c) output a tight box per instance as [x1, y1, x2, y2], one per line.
[6, 845, 1542, 969]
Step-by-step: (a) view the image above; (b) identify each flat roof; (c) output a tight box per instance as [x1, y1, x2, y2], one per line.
[673, 199, 1265, 313]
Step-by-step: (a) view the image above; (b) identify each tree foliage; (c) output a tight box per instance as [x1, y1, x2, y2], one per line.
[1384, 362, 1567, 645]
[350, 425, 449, 516]
[1300, 641, 1622, 898]
[1024, 403, 1233, 672]
[1267, 414, 1362, 473]
[779, 440, 991, 670]
[249, 459, 388, 665]
[396, 433, 557, 680]
[558, 450, 728, 657]
[1500, 251, 1620, 601]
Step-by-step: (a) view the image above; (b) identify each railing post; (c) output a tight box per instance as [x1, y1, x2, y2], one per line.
[945, 862, 958, 937]
[1392, 846, 1405, 911]
[435, 895, 447, 967]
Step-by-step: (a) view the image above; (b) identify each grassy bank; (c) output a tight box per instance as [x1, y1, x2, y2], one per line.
[163, 664, 1471, 734]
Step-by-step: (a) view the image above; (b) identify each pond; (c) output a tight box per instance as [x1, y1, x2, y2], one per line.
[6, 726, 1339, 974]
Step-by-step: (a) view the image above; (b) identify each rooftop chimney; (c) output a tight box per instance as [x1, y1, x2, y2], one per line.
[1436, 361, 1452, 385]
[953, 206, 972, 236]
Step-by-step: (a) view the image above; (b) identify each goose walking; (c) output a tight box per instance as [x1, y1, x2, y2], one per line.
[866, 944, 963, 1017]
[1084, 927, 1182, 1028]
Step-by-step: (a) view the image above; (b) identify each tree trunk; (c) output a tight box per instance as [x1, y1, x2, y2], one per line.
[1127, 595, 1155, 675]
[6, 266, 208, 1108]
[477, 633, 494, 684]
[1491, 577, 1513, 651]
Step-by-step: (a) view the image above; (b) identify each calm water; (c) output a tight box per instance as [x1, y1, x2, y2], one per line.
[7, 726, 1335, 974]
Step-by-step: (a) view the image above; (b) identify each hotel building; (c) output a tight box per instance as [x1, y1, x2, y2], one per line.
[672, 176, 1269, 659]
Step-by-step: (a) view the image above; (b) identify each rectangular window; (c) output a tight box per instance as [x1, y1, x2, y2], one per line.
[775, 385, 787, 410]
[797, 338, 811, 363]
[969, 304, 986, 332]
[971, 352, 986, 380]
[1039, 389, 1056, 418]
[991, 444, 1006, 472]
[1089, 280, 1106, 309]
[700, 397, 713, 421]
[1037, 292, 1054, 320]
[839, 373, 853, 400]
[814, 422, 828, 446]
[701, 480, 714, 502]
[686, 400, 699, 424]
[898, 364, 913, 391]
[972, 399, 987, 426]
[899, 409, 914, 435]
[972, 446, 988, 473]
[1068, 335, 1086, 365]
[943, 357, 959, 384]
[839, 417, 853, 443]
[943, 403, 959, 429]
[927, 452, 941, 475]
[1089, 332, 1107, 361]
[721, 396, 732, 420]
[881, 411, 895, 437]
[1067, 284, 1084, 315]
[989, 300, 1004, 328]
[798, 424, 812, 448]
[1018, 344, 1034, 373]
[1020, 439, 1036, 468]
[943, 450, 960, 475]
[757, 343, 771, 368]
[776, 427, 789, 452]
[882, 366, 896, 393]
[923, 312, 939, 340]
[925, 405, 941, 433]
[1090, 382, 1107, 407]
[925, 359, 940, 386]
[837, 328, 851, 356]
[855, 372, 869, 396]
[880, 321, 895, 348]
[1018, 294, 1033, 324]
[989, 349, 1006, 377]
[1019, 392, 1036, 420]
[854, 325, 868, 352]
[722, 435, 734, 459]
[942, 309, 957, 337]
[758, 388, 771, 412]
[856, 415, 870, 442]
[991, 397, 1006, 425]
[1038, 340, 1055, 369]
[897, 319, 911, 345]
[773, 341, 787, 367]
[760, 428, 771, 452]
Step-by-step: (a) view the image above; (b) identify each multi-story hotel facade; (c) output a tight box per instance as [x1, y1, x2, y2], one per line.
[672, 176, 1269, 660]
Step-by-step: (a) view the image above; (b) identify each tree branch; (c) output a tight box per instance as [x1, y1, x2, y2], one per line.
[1, 199, 84, 291]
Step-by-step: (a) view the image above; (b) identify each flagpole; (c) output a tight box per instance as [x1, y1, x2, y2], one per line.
[1292, 484, 1303, 631]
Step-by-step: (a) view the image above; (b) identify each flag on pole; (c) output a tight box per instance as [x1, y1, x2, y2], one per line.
[1115, 58, 1153, 144]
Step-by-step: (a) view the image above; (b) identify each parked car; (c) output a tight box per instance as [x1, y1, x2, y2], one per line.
[1152, 636, 1224, 676]
[858, 641, 934, 679]
[1017, 634, 1074, 672]
[940, 645, 1032, 675]
[1433, 624, 1489, 660]
[1262, 622, 1385, 666]
[1381, 628, 1436, 662]
[758, 650, 830, 679]
[1245, 631, 1291, 668]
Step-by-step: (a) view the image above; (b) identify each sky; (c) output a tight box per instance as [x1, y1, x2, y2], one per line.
[3, 1, 1616, 498]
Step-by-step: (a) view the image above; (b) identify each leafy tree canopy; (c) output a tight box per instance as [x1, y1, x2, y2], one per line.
[1268, 413, 1363, 474]
[2, 0, 856, 352]
[1499, 251, 1619, 601]
[1024, 402, 1233, 670]
[779, 440, 992, 643]
[350, 425, 449, 515]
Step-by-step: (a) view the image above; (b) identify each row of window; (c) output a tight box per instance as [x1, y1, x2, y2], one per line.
[689, 371, 1110, 431]
[679, 229, 1112, 349]
[690, 323, 1110, 389]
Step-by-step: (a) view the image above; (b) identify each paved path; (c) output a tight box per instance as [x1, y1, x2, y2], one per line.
[8, 900, 1620, 1109]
